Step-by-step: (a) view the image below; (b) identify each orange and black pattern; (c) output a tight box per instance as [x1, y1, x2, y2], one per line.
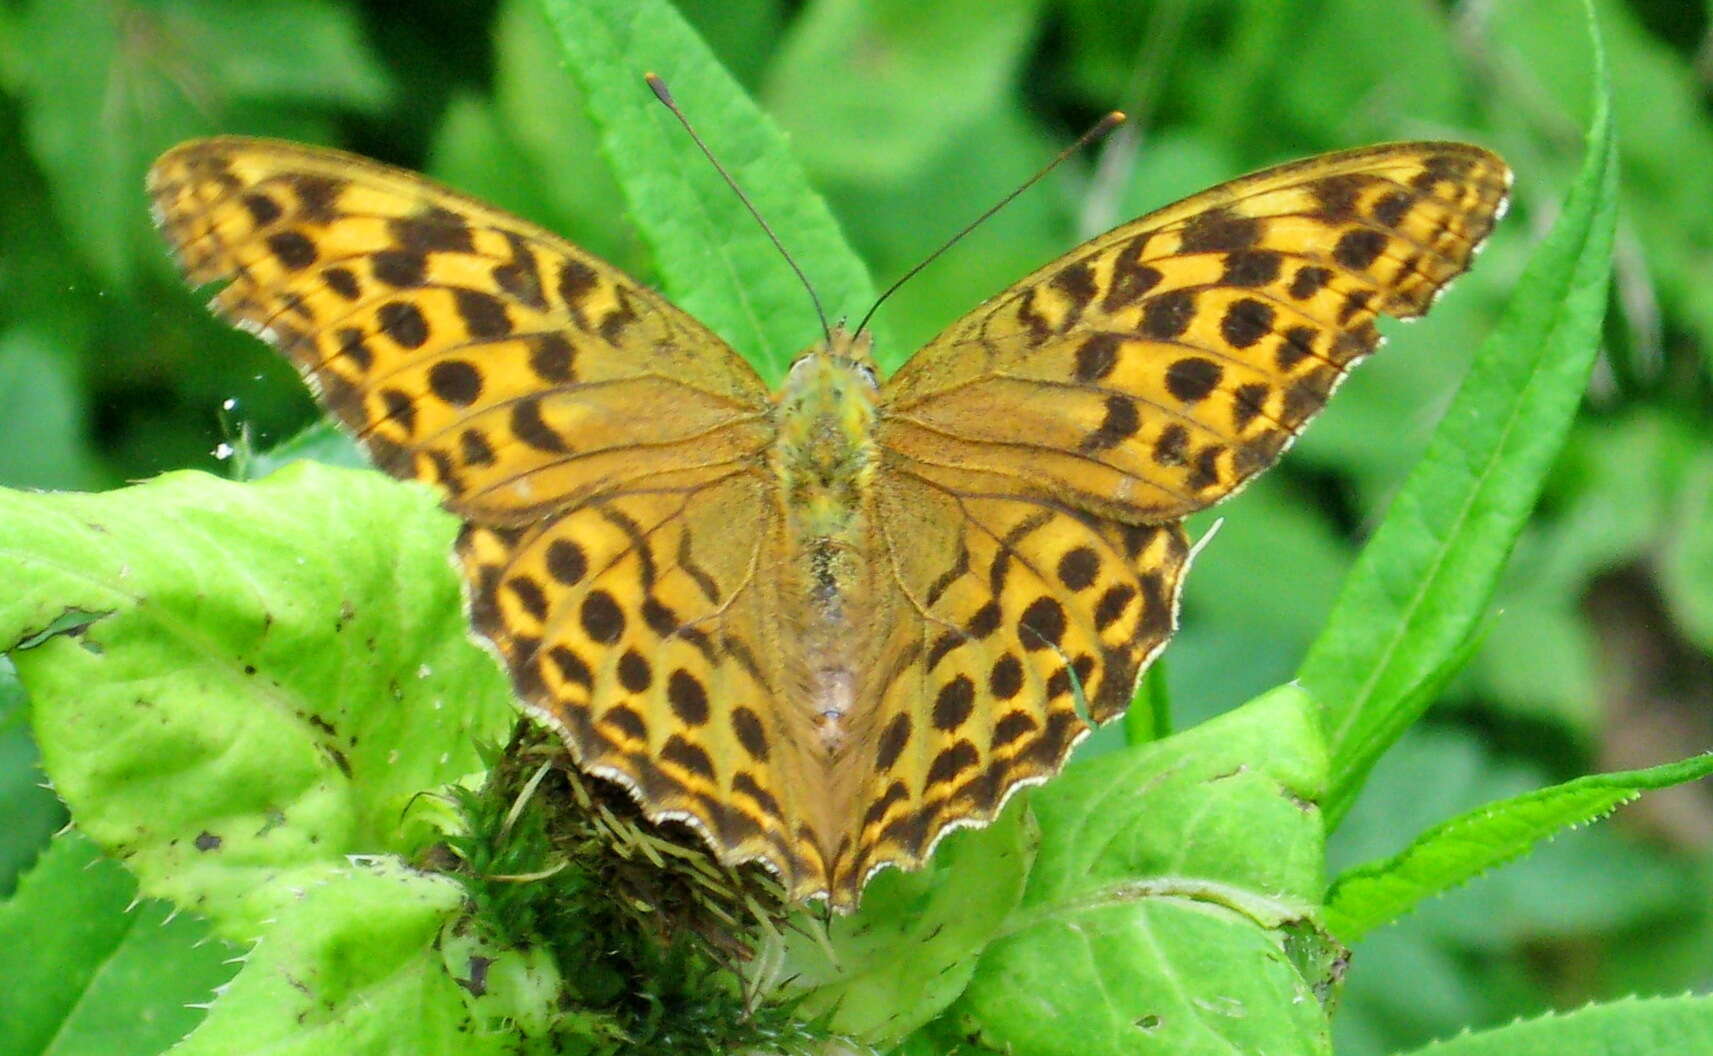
[150, 136, 1508, 910]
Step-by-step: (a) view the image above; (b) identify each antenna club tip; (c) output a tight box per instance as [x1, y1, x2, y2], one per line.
[645, 72, 673, 105]
[1100, 111, 1127, 131]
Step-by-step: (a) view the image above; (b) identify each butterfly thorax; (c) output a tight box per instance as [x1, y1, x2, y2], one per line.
[771, 328, 881, 753]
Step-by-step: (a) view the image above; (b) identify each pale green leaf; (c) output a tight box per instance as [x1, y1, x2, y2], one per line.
[3, 465, 514, 942]
[1325, 753, 1713, 940]
[1302, 6, 1617, 824]
[1398, 995, 1713, 1056]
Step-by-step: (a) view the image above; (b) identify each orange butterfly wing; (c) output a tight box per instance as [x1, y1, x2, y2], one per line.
[832, 143, 1510, 901]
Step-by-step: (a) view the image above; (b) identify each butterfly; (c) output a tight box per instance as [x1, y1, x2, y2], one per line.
[148, 132, 1509, 912]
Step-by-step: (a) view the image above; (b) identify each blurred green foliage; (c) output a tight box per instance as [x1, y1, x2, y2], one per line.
[0, 0, 1709, 1053]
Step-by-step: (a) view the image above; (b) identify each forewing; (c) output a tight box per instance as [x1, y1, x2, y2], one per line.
[148, 138, 833, 893]
[148, 136, 773, 524]
[879, 142, 1511, 522]
[843, 141, 1508, 906]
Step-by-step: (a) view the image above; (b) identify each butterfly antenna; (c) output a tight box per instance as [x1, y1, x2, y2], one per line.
[853, 110, 1126, 339]
[646, 73, 834, 347]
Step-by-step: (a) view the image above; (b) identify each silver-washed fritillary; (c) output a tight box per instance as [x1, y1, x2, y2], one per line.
[148, 133, 1508, 911]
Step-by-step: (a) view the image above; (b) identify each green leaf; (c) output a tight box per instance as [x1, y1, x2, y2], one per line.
[1300, 5, 1618, 826]
[234, 420, 365, 480]
[168, 861, 512, 1056]
[0, 100, 100, 382]
[1395, 995, 1713, 1056]
[1460, 411, 1704, 728]
[762, 0, 1040, 185]
[1658, 451, 1713, 652]
[12, 0, 162, 287]
[823, 102, 1070, 369]
[0, 832, 238, 1056]
[1326, 721, 1698, 1056]
[2, 464, 515, 942]
[473, 0, 633, 267]
[949, 685, 1332, 1056]
[0, 658, 63, 897]
[152, 0, 390, 111]
[538, 0, 876, 382]
[11, 0, 388, 287]
[675, 0, 787, 88]
[1122, 659, 1171, 744]
[1202, 0, 1471, 153]
[437, 913, 579, 1045]
[1492, 0, 1713, 372]
[0, 329, 101, 490]
[1324, 752, 1713, 941]
[779, 800, 1035, 1045]
[1183, 474, 1351, 691]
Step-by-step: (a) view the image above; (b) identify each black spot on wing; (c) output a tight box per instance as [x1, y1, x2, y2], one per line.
[1179, 209, 1260, 252]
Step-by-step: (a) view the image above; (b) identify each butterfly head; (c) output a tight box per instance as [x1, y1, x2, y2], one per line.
[787, 323, 878, 389]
